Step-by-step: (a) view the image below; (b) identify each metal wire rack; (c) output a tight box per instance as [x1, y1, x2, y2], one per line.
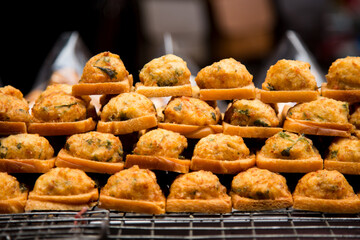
[2, 208, 360, 240]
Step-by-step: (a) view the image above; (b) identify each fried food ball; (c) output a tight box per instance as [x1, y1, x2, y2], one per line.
[0, 172, 26, 200]
[100, 92, 156, 121]
[195, 58, 253, 89]
[164, 96, 219, 125]
[287, 97, 349, 124]
[326, 56, 360, 90]
[349, 104, 360, 129]
[231, 168, 291, 200]
[80, 51, 129, 83]
[168, 170, 228, 200]
[0, 133, 54, 160]
[0, 85, 30, 122]
[132, 128, 187, 158]
[32, 84, 88, 122]
[262, 59, 317, 91]
[32, 168, 96, 196]
[101, 165, 164, 201]
[327, 137, 360, 162]
[294, 170, 356, 199]
[139, 54, 191, 87]
[224, 99, 279, 127]
[193, 133, 250, 160]
[64, 131, 123, 163]
[259, 131, 318, 159]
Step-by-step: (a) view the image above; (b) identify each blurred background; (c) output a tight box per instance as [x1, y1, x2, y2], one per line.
[1, 0, 360, 95]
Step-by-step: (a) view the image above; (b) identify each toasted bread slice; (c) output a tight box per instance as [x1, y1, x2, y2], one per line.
[324, 160, 360, 175]
[158, 123, 222, 139]
[125, 154, 190, 173]
[259, 89, 319, 103]
[256, 152, 323, 173]
[166, 197, 232, 213]
[0, 158, 55, 173]
[222, 122, 282, 138]
[190, 155, 255, 174]
[230, 192, 293, 211]
[199, 83, 256, 101]
[135, 83, 192, 98]
[97, 115, 157, 135]
[0, 191, 28, 213]
[56, 149, 124, 174]
[321, 83, 360, 102]
[0, 121, 27, 135]
[283, 117, 352, 137]
[25, 189, 99, 211]
[99, 194, 165, 214]
[293, 195, 360, 213]
[72, 75, 133, 96]
[28, 118, 96, 136]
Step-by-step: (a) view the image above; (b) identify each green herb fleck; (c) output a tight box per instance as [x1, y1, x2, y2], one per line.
[173, 103, 182, 112]
[234, 108, 250, 116]
[278, 132, 292, 140]
[330, 150, 338, 159]
[253, 119, 269, 127]
[94, 66, 118, 79]
[54, 102, 77, 108]
[266, 83, 275, 91]
[211, 112, 217, 121]
[16, 143, 22, 149]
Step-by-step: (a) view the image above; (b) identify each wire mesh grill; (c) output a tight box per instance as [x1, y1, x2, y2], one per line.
[1, 209, 360, 240]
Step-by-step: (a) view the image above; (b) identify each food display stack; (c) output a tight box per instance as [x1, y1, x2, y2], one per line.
[1, 51, 360, 215]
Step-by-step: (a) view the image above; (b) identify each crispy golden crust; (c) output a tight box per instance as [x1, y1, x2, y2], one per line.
[0, 158, 55, 173]
[56, 149, 124, 174]
[97, 115, 157, 135]
[125, 155, 190, 173]
[157, 123, 222, 139]
[259, 89, 319, 103]
[166, 198, 232, 213]
[324, 161, 360, 175]
[256, 152, 323, 173]
[99, 195, 165, 214]
[199, 83, 256, 101]
[27, 118, 96, 136]
[0, 192, 28, 213]
[0, 122, 27, 135]
[25, 188, 99, 211]
[134, 83, 192, 97]
[293, 195, 360, 213]
[222, 122, 282, 138]
[321, 83, 360, 102]
[72, 75, 133, 96]
[190, 155, 255, 174]
[283, 117, 352, 137]
[230, 192, 293, 211]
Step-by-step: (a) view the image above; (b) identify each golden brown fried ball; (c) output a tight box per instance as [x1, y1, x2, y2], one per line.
[193, 133, 250, 160]
[195, 58, 253, 89]
[0, 133, 54, 160]
[287, 97, 349, 124]
[168, 170, 228, 200]
[132, 128, 187, 158]
[259, 131, 318, 159]
[326, 56, 360, 90]
[101, 165, 164, 201]
[0, 172, 26, 200]
[294, 170, 356, 199]
[32, 168, 96, 196]
[0, 85, 30, 122]
[231, 168, 291, 200]
[164, 96, 219, 125]
[100, 92, 156, 121]
[262, 59, 317, 91]
[32, 84, 88, 122]
[139, 54, 191, 87]
[80, 51, 129, 83]
[64, 131, 123, 163]
[224, 99, 279, 127]
[327, 137, 360, 162]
